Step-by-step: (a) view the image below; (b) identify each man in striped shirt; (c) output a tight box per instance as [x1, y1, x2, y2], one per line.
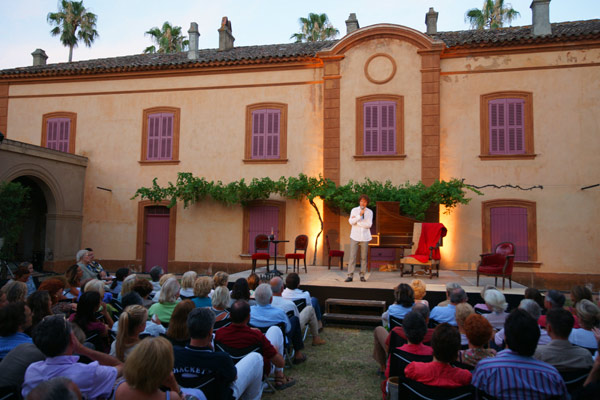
[472, 308, 568, 400]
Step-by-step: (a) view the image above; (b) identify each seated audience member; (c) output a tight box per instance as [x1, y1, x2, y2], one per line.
[538, 289, 566, 329]
[151, 273, 176, 304]
[472, 309, 568, 400]
[381, 283, 414, 327]
[455, 303, 475, 347]
[117, 274, 137, 303]
[111, 305, 148, 361]
[148, 266, 164, 295]
[405, 323, 472, 388]
[437, 282, 462, 307]
[0, 342, 45, 388]
[12, 264, 32, 287]
[109, 268, 130, 297]
[569, 299, 600, 349]
[495, 299, 550, 347]
[430, 288, 468, 326]
[2, 280, 28, 303]
[251, 283, 307, 365]
[130, 278, 154, 308]
[22, 315, 122, 399]
[211, 286, 231, 322]
[230, 278, 252, 305]
[27, 290, 52, 334]
[211, 271, 229, 298]
[0, 301, 33, 358]
[569, 285, 593, 316]
[148, 277, 181, 324]
[84, 248, 108, 281]
[114, 337, 187, 400]
[179, 271, 197, 298]
[247, 273, 260, 297]
[458, 314, 496, 367]
[384, 311, 433, 377]
[473, 285, 497, 314]
[21, 262, 39, 296]
[174, 307, 265, 399]
[26, 376, 82, 400]
[38, 278, 75, 314]
[482, 289, 509, 330]
[163, 300, 195, 347]
[270, 277, 325, 346]
[410, 279, 428, 307]
[534, 308, 593, 370]
[76, 249, 99, 282]
[192, 276, 213, 308]
[282, 273, 323, 327]
[69, 291, 112, 353]
[524, 287, 546, 310]
[373, 303, 435, 375]
[111, 292, 166, 337]
[64, 264, 83, 299]
[214, 300, 293, 390]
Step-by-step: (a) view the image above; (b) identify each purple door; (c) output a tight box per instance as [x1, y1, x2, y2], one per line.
[145, 208, 170, 272]
[248, 206, 279, 255]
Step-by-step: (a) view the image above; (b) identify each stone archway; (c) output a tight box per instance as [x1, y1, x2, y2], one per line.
[0, 139, 87, 271]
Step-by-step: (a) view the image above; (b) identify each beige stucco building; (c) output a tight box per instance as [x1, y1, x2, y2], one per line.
[1, 6, 598, 286]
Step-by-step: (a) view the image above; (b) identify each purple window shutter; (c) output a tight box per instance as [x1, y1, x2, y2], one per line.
[490, 207, 528, 262]
[248, 205, 279, 254]
[46, 118, 70, 152]
[147, 114, 161, 160]
[251, 110, 266, 159]
[507, 99, 525, 154]
[364, 103, 379, 154]
[489, 99, 506, 154]
[380, 102, 396, 154]
[160, 113, 173, 159]
[265, 110, 280, 158]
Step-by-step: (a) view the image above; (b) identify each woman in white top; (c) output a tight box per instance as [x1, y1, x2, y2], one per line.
[569, 299, 600, 349]
[179, 271, 197, 299]
[482, 289, 509, 330]
[111, 305, 147, 361]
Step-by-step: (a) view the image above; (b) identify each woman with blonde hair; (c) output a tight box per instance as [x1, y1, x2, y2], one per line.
[111, 305, 148, 361]
[210, 271, 229, 298]
[192, 276, 213, 308]
[569, 299, 600, 349]
[148, 278, 180, 325]
[118, 274, 137, 302]
[211, 286, 231, 322]
[1, 280, 27, 303]
[163, 300, 194, 347]
[114, 336, 183, 400]
[179, 271, 197, 298]
[455, 302, 475, 347]
[474, 285, 497, 314]
[482, 289, 509, 330]
[151, 273, 176, 303]
[410, 279, 429, 307]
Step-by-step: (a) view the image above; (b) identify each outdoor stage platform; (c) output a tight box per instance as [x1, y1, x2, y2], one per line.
[229, 265, 528, 313]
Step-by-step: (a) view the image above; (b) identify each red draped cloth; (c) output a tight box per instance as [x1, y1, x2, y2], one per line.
[407, 223, 447, 263]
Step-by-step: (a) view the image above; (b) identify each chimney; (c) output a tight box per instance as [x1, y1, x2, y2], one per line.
[187, 22, 199, 60]
[218, 17, 235, 51]
[345, 13, 359, 35]
[531, 0, 552, 36]
[31, 49, 48, 66]
[425, 7, 439, 35]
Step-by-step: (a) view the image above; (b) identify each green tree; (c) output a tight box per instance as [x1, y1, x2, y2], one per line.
[290, 13, 339, 43]
[0, 181, 30, 260]
[144, 22, 189, 54]
[466, 0, 520, 29]
[47, 0, 99, 62]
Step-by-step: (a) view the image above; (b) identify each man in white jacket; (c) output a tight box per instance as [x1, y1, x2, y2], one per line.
[345, 194, 373, 282]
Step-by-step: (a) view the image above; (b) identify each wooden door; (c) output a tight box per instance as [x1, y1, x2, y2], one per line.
[145, 207, 170, 272]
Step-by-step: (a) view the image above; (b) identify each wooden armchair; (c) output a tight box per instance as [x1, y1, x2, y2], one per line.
[251, 234, 270, 274]
[476, 242, 515, 289]
[326, 235, 344, 270]
[400, 223, 446, 279]
[285, 234, 308, 273]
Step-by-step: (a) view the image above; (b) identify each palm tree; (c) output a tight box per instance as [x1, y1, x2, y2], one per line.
[47, 0, 98, 62]
[466, 0, 520, 30]
[144, 22, 189, 54]
[290, 13, 339, 43]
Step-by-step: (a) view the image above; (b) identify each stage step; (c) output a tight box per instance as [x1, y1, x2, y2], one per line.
[323, 298, 386, 328]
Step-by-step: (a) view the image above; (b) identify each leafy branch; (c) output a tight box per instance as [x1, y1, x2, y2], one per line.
[133, 174, 480, 264]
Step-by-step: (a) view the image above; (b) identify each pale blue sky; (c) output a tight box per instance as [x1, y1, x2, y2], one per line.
[1, 0, 598, 69]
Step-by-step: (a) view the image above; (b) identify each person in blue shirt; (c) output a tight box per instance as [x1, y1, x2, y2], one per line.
[0, 301, 33, 358]
[250, 284, 307, 364]
[429, 288, 468, 326]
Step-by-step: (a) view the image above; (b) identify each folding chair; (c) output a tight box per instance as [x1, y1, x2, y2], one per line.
[0, 385, 21, 400]
[214, 341, 277, 393]
[286, 309, 309, 342]
[249, 322, 295, 367]
[389, 315, 404, 330]
[388, 348, 433, 379]
[292, 298, 307, 313]
[398, 378, 474, 400]
[212, 317, 231, 332]
[560, 368, 592, 397]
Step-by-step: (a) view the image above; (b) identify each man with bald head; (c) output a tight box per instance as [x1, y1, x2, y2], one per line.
[270, 277, 325, 346]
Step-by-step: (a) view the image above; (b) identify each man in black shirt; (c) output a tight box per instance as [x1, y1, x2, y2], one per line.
[173, 307, 263, 400]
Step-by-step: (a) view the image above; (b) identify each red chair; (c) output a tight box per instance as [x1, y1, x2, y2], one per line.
[251, 234, 270, 274]
[285, 235, 309, 274]
[476, 242, 515, 289]
[326, 234, 344, 270]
